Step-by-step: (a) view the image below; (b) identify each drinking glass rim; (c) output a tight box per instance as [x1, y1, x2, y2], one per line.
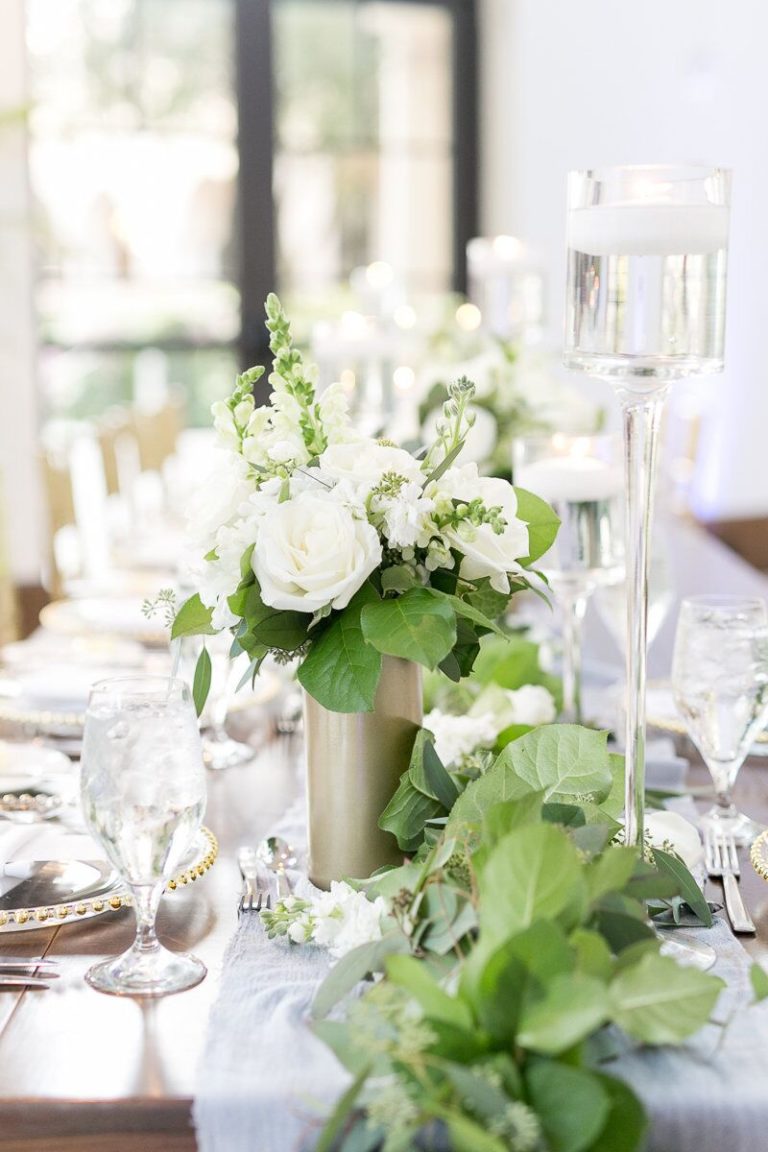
[567, 163, 732, 182]
[88, 675, 189, 698]
[678, 594, 767, 616]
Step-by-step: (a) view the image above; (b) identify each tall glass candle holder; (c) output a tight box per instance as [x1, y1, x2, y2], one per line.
[514, 433, 623, 723]
[564, 165, 730, 847]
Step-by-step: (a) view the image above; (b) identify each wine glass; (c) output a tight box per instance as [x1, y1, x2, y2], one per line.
[174, 635, 256, 770]
[672, 596, 768, 844]
[513, 432, 623, 722]
[565, 165, 730, 847]
[593, 535, 674, 660]
[80, 676, 207, 996]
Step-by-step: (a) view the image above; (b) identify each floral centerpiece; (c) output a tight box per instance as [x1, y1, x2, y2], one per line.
[176, 295, 559, 715]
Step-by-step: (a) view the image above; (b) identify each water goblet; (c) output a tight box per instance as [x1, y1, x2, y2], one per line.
[80, 676, 207, 996]
[565, 165, 730, 847]
[514, 432, 623, 723]
[672, 596, 768, 845]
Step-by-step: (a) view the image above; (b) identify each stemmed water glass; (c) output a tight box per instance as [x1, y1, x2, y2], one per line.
[672, 596, 768, 844]
[564, 165, 730, 847]
[80, 676, 208, 996]
[513, 433, 623, 722]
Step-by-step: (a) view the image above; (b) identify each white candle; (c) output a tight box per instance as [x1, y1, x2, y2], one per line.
[567, 203, 729, 257]
[516, 456, 623, 502]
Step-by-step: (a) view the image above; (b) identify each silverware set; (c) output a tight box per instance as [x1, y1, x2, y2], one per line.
[0, 956, 60, 989]
[703, 826, 756, 935]
[237, 837, 296, 916]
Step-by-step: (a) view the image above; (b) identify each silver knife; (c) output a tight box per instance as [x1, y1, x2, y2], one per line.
[0, 974, 52, 989]
[0, 961, 59, 976]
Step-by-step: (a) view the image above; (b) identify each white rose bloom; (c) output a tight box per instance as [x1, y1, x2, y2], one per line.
[429, 463, 529, 594]
[253, 490, 382, 613]
[424, 708, 498, 768]
[319, 441, 424, 494]
[644, 811, 704, 872]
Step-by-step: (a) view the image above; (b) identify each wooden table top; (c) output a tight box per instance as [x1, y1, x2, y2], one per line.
[0, 516, 767, 1152]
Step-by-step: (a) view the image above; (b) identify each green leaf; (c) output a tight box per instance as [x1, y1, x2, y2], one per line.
[517, 973, 609, 1054]
[192, 646, 212, 717]
[440, 1110, 508, 1152]
[751, 963, 768, 1002]
[609, 952, 724, 1043]
[586, 1074, 648, 1152]
[592, 893, 657, 952]
[171, 593, 217, 639]
[298, 584, 382, 712]
[448, 726, 612, 833]
[586, 846, 639, 905]
[428, 589, 507, 638]
[651, 848, 713, 927]
[495, 722, 534, 750]
[380, 565, 421, 595]
[311, 933, 409, 1019]
[478, 824, 586, 945]
[361, 588, 457, 670]
[570, 928, 613, 982]
[482, 793, 545, 845]
[410, 738, 460, 810]
[464, 577, 513, 622]
[386, 954, 473, 1029]
[526, 1062, 611, 1152]
[514, 486, 561, 566]
[315, 1066, 370, 1152]
[424, 439, 465, 486]
[228, 580, 308, 652]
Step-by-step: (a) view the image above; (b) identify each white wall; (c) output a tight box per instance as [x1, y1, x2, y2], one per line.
[480, 0, 768, 520]
[0, 0, 42, 582]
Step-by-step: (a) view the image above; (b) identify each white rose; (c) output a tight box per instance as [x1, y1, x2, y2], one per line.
[429, 463, 529, 594]
[423, 708, 498, 767]
[319, 441, 424, 493]
[644, 811, 704, 872]
[253, 490, 382, 613]
[506, 685, 556, 726]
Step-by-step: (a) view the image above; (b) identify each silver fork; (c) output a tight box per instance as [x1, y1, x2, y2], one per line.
[237, 849, 271, 917]
[703, 826, 756, 934]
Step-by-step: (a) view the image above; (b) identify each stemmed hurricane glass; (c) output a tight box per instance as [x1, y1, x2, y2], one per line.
[513, 433, 623, 723]
[80, 676, 207, 996]
[564, 165, 730, 848]
[672, 596, 768, 845]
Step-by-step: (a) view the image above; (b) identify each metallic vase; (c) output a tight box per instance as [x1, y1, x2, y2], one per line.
[304, 656, 422, 890]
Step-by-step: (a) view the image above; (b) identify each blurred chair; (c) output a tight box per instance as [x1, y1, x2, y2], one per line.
[40, 423, 111, 595]
[131, 387, 186, 475]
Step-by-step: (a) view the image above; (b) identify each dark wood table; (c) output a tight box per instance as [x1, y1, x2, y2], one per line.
[0, 516, 767, 1152]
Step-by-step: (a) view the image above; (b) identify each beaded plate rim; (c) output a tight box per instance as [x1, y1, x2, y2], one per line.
[750, 829, 768, 882]
[0, 826, 218, 932]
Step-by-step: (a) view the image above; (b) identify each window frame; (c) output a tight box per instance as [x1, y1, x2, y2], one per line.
[236, 0, 479, 372]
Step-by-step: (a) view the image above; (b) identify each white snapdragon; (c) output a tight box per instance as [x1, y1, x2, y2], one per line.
[253, 490, 382, 613]
[428, 463, 529, 594]
[423, 709, 499, 768]
[317, 381, 355, 444]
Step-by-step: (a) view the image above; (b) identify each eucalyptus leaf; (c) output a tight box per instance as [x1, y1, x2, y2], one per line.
[569, 928, 613, 983]
[386, 954, 473, 1028]
[750, 963, 768, 1002]
[311, 933, 409, 1019]
[297, 584, 382, 712]
[361, 588, 457, 670]
[586, 1074, 648, 1152]
[651, 848, 713, 927]
[609, 952, 724, 1044]
[192, 645, 212, 717]
[586, 846, 639, 905]
[314, 1066, 370, 1152]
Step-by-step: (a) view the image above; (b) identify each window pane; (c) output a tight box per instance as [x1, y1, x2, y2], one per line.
[273, 0, 455, 297]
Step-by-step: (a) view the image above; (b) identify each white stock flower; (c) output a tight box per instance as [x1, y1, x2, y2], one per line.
[318, 440, 424, 494]
[644, 811, 704, 872]
[252, 490, 382, 613]
[375, 482, 435, 550]
[423, 708, 498, 768]
[429, 463, 529, 594]
[311, 882, 387, 959]
[505, 685, 556, 726]
[186, 450, 253, 549]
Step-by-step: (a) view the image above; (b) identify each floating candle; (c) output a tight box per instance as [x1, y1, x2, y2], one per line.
[567, 203, 729, 257]
[516, 455, 623, 503]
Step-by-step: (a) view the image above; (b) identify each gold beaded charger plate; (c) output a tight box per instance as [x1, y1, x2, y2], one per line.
[0, 826, 218, 932]
[750, 829, 768, 882]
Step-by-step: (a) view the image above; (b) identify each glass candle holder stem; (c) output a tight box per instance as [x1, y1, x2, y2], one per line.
[621, 386, 667, 848]
[558, 582, 590, 724]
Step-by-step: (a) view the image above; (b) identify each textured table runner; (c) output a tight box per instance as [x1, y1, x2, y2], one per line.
[193, 799, 768, 1152]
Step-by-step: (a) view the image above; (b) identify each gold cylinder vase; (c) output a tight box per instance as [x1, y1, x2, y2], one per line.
[304, 656, 422, 890]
